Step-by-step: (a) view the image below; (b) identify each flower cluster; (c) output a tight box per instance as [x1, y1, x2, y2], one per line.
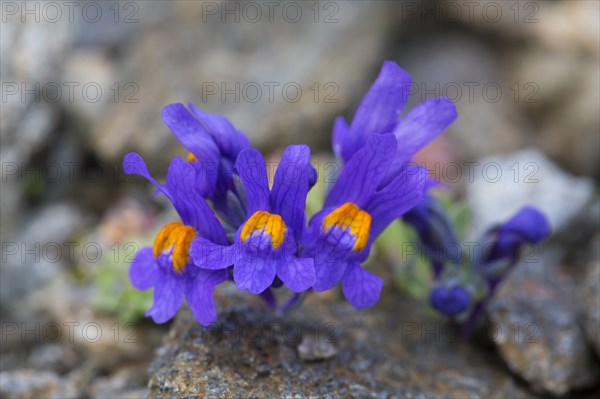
[125, 61, 547, 327]
[404, 195, 550, 330]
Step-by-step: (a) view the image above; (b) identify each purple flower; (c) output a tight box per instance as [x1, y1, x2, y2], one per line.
[481, 206, 550, 265]
[162, 103, 250, 228]
[124, 153, 229, 326]
[332, 61, 457, 186]
[303, 133, 428, 308]
[474, 206, 550, 287]
[190, 145, 315, 295]
[403, 195, 460, 277]
[430, 285, 471, 316]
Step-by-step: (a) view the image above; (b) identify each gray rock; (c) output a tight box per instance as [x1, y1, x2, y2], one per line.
[539, 58, 600, 178]
[508, 45, 600, 179]
[0, 203, 82, 307]
[488, 250, 600, 396]
[60, 49, 117, 125]
[529, 1, 600, 55]
[147, 286, 532, 398]
[399, 34, 528, 163]
[0, 11, 69, 142]
[89, 365, 149, 399]
[90, 1, 394, 164]
[0, 369, 67, 399]
[453, 1, 599, 55]
[580, 234, 600, 357]
[297, 335, 337, 361]
[467, 149, 595, 238]
[27, 344, 80, 374]
[0, 8, 70, 237]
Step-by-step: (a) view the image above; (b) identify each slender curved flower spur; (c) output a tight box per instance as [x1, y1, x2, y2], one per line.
[190, 145, 316, 295]
[124, 153, 230, 326]
[304, 133, 428, 308]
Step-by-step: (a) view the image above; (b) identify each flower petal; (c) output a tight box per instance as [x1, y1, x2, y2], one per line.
[233, 255, 276, 294]
[430, 285, 470, 316]
[276, 256, 315, 293]
[270, 145, 311, 240]
[188, 102, 250, 158]
[366, 165, 428, 240]
[129, 246, 160, 290]
[499, 206, 550, 244]
[403, 195, 460, 266]
[165, 157, 228, 245]
[235, 148, 270, 216]
[312, 258, 348, 292]
[342, 61, 412, 161]
[384, 97, 457, 184]
[184, 268, 228, 326]
[123, 153, 227, 244]
[146, 275, 183, 324]
[123, 152, 171, 201]
[162, 104, 221, 194]
[190, 236, 236, 270]
[325, 133, 397, 209]
[341, 262, 383, 309]
[332, 116, 349, 160]
[483, 206, 550, 265]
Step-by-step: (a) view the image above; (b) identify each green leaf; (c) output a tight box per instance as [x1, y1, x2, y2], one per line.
[90, 236, 153, 323]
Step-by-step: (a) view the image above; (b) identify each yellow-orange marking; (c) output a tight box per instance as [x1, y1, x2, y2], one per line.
[187, 152, 198, 162]
[240, 211, 286, 249]
[153, 221, 197, 272]
[322, 202, 371, 251]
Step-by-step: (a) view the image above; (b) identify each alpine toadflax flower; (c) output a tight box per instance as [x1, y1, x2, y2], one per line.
[162, 103, 250, 228]
[124, 153, 229, 325]
[473, 206, 551, 289]
[332, 61, 457, 187]
[304, 133, 428, 308]
[403, 195, 460, 277]
[123, 61, 548, 330]
[404, 194, 550, 321]
[190, 145, 316, 295]
[430, 285, 471, 316]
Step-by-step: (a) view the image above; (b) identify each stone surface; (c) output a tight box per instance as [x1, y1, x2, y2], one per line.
[399, 34, 528, 165]
[488, 249, 600, 396]
[0, 370, 68, 399]
[91, 1, 393, 165]
[467, 149, 595, 238]
[0, 10, 70, 238]
[538, 58, 600, 178]
[0, 203, 82, 310]
[455, 1, 599, 56]
[530, 1, 600, 56]
[0, 364, 150, 399]
[508, 44, 600, 179]
[89, 365, 149, 399]
[580, 234, 600, 357]
[148, 285, 533, 398]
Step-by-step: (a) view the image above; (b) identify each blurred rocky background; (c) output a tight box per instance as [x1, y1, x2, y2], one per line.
[1, 1, 598, 398]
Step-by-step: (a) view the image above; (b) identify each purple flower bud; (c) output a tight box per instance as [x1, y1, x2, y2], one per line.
[430, 285, 471, 316]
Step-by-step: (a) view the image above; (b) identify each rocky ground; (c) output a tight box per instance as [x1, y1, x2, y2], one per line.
[147, 287, 533, 399]
[1, 1, 599, 398]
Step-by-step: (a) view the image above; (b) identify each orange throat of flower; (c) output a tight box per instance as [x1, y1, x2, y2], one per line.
[187, 152, 198, 163]
[240, 211, 286, 249]
[323, 202, 371, 252]
[153, 221, 197, 273]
